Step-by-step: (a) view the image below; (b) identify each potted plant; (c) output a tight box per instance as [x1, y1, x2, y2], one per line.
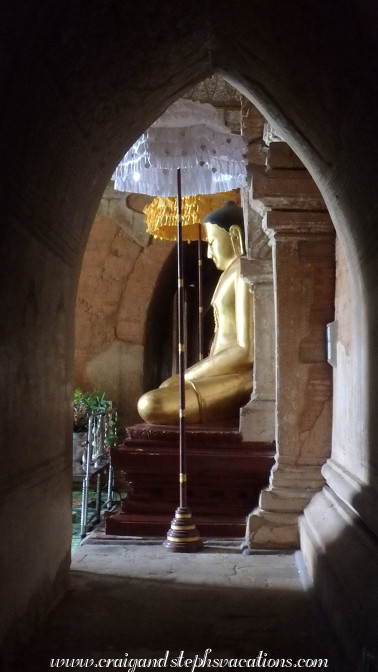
[105, 415, 120, 448]
[72, 389, 114, 464]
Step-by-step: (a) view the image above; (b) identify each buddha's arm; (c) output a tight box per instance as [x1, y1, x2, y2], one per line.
[185, 274, 254, 381]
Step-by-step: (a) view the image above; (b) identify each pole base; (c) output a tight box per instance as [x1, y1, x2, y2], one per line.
[163, 506, 203, 553]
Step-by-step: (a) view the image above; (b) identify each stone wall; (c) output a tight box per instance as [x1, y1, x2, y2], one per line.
[299, 233, 378, 658]
[330, 239, 355, 469]
[75, 185, 174, 426]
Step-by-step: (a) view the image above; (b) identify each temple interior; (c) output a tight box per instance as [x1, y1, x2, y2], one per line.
[2, 3, 378, 670]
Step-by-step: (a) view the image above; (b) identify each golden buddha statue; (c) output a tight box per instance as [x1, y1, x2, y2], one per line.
[137, 201, 254, 424]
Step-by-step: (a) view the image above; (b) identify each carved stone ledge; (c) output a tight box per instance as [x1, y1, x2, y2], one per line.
[245, 455, 327, 549]
[252, 165, 326, 211]
[245, 507, 301, 549]
[263, 210, 334, 238]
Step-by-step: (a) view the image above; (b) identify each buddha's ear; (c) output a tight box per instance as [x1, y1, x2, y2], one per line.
[229, 224, 245, 257]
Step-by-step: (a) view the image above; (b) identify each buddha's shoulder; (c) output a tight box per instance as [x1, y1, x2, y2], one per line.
[212, 258, 242, 303]
[225, 256, 243, 278]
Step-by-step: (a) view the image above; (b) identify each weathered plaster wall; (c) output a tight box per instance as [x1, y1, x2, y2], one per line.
[331, 240, 356, 469]
[0, 224, 73, 652]
[300, 234, 378, 660]
[75, 185, 174, 425]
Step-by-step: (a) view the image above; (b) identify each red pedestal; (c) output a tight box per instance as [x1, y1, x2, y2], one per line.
[105, 424, 275, 538]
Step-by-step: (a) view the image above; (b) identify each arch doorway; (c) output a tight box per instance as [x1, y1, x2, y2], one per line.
[73, 79, 336, 548]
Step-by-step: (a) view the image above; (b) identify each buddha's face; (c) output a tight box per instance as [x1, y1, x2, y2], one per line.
[203, 222, 235, 271]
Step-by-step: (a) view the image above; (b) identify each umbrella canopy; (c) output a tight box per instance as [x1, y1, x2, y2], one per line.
[112, 99, 247, 197]
[143, 190, 241, 241]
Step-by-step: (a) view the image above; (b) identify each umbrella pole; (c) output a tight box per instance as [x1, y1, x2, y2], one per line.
[163, 169, 203, 553]
[198, 223, 204, 361]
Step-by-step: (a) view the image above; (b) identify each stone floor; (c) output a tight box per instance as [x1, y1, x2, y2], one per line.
[15, 539, 346, 671]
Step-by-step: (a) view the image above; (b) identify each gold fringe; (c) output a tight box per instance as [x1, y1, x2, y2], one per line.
[143, 190, 240, 241]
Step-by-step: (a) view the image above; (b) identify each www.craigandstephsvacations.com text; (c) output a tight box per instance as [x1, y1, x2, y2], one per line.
[50, 650, 329, 669]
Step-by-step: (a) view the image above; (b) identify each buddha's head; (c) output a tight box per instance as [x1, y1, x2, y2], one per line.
[202, 201, 245, 270]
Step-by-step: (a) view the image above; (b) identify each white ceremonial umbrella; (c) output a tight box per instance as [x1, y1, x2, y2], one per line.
[113, 98, 247, 361]
[112, 98, 247, 197]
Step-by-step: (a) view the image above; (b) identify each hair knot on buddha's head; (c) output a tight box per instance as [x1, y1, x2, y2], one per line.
[203, 200, 244, 232]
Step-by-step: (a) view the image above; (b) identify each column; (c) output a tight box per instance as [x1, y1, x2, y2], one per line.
[239, 257, 275, 442]
[245, 210, 335, 549]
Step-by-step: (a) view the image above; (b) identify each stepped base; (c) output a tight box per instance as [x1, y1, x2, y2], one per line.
[106, 423, 275, 539]
[163, 506, 203, 552]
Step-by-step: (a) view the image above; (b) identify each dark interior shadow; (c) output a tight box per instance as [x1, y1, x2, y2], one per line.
[143, 242, 219, 392]
[15, 560, 345, 671]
